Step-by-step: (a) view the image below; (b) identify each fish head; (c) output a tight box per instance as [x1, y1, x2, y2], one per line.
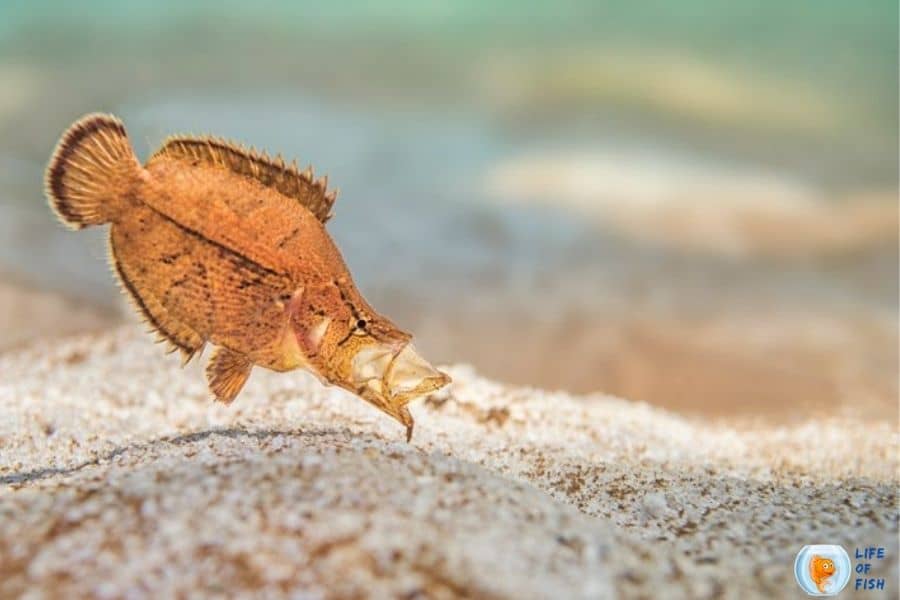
[812, 556, 836, 576]
[336, 317, 450, 438]
[292, 282, 451, 438]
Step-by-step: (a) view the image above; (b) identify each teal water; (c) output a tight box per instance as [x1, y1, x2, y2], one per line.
[1, 0, 897, 290]
[1, 0, 897, 185]
[0, 1, 896, 405]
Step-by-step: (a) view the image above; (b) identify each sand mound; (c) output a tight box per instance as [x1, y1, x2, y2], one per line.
[1, 328, 896, 598]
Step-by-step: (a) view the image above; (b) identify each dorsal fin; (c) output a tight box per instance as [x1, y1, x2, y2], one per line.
[149, 136, 338, 223]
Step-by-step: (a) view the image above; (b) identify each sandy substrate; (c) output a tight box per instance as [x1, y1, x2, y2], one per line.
[0, 328, 897, 598]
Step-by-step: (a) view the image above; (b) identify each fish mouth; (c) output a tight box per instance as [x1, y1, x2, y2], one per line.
[383, 343, 451, 401]
[352, 342, 450, 404]
[351, 342, 450, 441]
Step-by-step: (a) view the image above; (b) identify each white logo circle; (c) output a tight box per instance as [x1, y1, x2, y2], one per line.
[794, 545, 851, 596]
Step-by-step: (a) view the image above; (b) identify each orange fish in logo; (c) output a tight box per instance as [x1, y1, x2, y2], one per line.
[809, 555, 836, 593]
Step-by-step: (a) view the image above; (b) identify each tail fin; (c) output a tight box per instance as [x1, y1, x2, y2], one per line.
[45, 113, 141, 229]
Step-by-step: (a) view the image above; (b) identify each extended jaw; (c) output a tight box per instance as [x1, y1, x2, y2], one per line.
[351, 342, 451, 440]
[352, 343, 449, 400]
[383, 343, 451, 402]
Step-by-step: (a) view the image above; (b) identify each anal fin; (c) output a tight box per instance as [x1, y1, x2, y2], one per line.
[110, 235, 205, 364]
[206, 348, 253, 404]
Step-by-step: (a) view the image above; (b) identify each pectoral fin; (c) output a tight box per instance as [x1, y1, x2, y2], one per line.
[206, 347, 253, 404]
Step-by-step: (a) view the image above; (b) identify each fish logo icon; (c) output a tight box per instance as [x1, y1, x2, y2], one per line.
[794, 545, 851, 596]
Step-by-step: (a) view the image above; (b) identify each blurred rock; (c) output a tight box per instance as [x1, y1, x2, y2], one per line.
[478, 48, 841, 136]
[0, 276, 117, 353]
[486, 151, 898, 258]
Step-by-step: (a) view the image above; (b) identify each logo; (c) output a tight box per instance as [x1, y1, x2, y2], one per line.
[794, 545, 851, 596]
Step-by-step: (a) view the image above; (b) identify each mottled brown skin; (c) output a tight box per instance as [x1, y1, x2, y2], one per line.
[45, 114, 449, 440]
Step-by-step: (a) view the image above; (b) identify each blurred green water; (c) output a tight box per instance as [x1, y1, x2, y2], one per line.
[0, 0, 896, 295]
[1, 0, 897, 184]
[0, 1, 896, 412]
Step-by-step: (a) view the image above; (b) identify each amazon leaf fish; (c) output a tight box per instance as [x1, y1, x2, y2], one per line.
[44, 113, 450, 441]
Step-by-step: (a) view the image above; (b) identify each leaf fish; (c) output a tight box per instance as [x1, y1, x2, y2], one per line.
[45, 113, 450, 441]
[809, 555, 836, 593]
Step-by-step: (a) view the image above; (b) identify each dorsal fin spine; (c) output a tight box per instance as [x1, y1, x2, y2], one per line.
[149, 135, 338, 223]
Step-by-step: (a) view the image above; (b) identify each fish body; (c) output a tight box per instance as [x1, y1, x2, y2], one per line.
[809, 555, 836, 593]
[45, 114, 449, 439]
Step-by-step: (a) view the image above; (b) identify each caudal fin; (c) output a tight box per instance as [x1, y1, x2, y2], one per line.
[45, 113, 141, 229]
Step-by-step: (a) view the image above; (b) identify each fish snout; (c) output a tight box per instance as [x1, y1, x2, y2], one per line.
[351, 341, 450, 399]
[384, 343, 451, 401]
[350, 341, 450, 440]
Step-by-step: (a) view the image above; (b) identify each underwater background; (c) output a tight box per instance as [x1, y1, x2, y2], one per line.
[0, 0, 896, 424]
